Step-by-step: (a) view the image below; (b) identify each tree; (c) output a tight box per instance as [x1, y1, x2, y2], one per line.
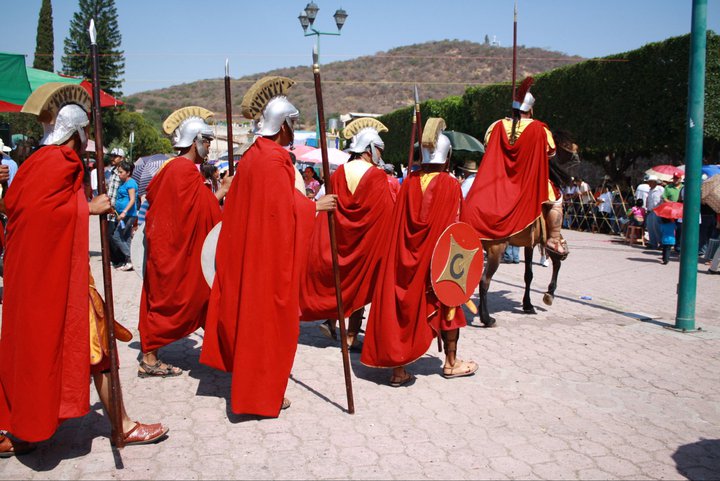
[104, 110, 173, 159]
[62, 0, 124, 96]
[33, 0, 54, 72]
[484, 34, 490, 45]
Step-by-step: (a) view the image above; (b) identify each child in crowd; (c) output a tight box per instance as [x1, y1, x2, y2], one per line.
[659, 216, 676, 265]
[627, 198, 646, 227]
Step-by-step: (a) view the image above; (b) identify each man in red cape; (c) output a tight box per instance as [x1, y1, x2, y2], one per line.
[200, 77, 336, 417]
[462, 77, 565, 255]
[300, 118, 394, 349]
[138, 107, 231, 378]
[361, 118, 478, 387]
[0, 84, 166, 456]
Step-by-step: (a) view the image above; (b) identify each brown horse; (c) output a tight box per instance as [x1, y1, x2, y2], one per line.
[476, 131, 578, 327]
[477, 215, 562, 326]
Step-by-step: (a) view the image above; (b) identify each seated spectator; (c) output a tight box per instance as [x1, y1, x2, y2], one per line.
[627, 198, 646, 227]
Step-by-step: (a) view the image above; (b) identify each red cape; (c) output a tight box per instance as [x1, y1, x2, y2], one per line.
[360, 172, 466, 368]
[461, 120, 550, 239]
[387, 175, 401, 203]
[0, 145, 90, 442]
[139, 157, 221, 352]
[200, 138, 316, 417]
[300, 163, 393, 320]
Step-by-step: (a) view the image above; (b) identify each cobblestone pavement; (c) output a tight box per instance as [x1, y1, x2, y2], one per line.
[1, 226, 719, 480]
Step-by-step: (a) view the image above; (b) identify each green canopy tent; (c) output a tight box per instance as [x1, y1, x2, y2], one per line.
[0, 53, 32, 110]
[0, 52, 122, 112]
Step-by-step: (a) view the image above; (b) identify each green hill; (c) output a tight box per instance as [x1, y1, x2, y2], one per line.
[124, 39, 583, 129]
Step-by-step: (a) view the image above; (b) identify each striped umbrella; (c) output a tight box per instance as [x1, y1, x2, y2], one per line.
[132, 153, 171, 197]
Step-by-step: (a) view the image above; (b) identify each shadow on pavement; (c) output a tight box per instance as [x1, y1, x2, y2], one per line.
[13, 404, 108, 471]
[289, 375, 346, 413]
[672, 438, 720, 480]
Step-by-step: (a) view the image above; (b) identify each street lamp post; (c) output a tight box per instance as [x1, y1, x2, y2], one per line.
[298, 2, 348, 148]
[298, 2, 348, 65]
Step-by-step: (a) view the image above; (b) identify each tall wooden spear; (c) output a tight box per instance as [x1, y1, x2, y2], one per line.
[89, 19, 125, 449]
[511, 0, 518, 104]
[407, 85, 423, 173]
[311, 45, 355, 414]
[224, 59, 235, 176]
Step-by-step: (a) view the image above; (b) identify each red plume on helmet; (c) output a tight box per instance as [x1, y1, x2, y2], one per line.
[512, 76, 535, 112]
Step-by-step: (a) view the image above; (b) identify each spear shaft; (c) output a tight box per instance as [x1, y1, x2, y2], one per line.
[312, 47, 355, 414]
[512, 0, 518, 105]
[89, 19, 125, 449]
[407, 109, 416, 171]
[410, 85, 423, 173]
[224, 59, 235, 176]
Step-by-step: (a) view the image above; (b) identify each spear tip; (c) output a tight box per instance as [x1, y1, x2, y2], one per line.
[225, 58, 229, 77]
[414, 84, 420, 104]
[312, 45, 319, 66]
[89, 18, 96, 44]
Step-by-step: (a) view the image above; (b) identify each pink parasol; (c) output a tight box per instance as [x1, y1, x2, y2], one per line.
[285, 144, 317, 158]
[299, 147, 350, 165]
[645, 165, 684, 183]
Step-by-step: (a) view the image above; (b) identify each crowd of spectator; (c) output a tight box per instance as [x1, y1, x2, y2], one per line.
[560, 173, 720, 266]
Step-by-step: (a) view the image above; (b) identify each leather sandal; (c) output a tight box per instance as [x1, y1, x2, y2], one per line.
[442, 359, 478, 379]
[389, 372, 416, 387]
[545, 235, 569, 261]
[318, 320, 337, 341]
[138, 360, 182, 378]
[112, 422, 169, 447]
[0, 434, 35, 458]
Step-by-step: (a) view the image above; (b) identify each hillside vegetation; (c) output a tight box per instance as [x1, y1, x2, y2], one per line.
[125, 40, 583, 129]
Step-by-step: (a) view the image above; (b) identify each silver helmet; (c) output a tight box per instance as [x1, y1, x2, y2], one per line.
[512, 92, 535, 113]
[41, 104, 90, 146]
[343, 118, 389, 165]
[255, 96, 299, 137]
[421, 118, 452, 165]
[21, 83, 92, 147]
[163, 107, 215, 149]
[241, 77, 298, 137]
[512, 76, 535, 113]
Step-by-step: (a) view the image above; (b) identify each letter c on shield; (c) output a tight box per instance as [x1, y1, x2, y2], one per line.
[450, 253, 464, 279]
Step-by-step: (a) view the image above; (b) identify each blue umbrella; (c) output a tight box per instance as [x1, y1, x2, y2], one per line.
[701, 165, 720, 178]
[213, 160, 229, 173]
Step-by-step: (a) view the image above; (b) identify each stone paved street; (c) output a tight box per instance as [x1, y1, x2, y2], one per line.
[1, 225, 719, 480]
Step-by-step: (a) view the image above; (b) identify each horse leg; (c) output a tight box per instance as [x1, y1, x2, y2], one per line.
[478, 244, 503, 327]
[522, 245, 536, 314]
[543, 255, 562, 306]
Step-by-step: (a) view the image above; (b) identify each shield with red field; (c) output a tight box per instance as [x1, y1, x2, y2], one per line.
[431, 222, 483, 307]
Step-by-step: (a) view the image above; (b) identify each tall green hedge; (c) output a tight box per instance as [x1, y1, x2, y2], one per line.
[379, 32, 720, 175]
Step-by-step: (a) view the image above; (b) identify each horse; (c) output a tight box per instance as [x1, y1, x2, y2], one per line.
[476, 130, 578, 327]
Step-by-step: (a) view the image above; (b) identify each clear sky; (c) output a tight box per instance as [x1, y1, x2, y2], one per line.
[4, 0, 720, 96]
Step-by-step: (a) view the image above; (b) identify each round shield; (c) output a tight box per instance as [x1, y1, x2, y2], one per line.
[130, 223, 146, 279]
[201, 222, 222, 288]
[431, 222, 483, 307]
